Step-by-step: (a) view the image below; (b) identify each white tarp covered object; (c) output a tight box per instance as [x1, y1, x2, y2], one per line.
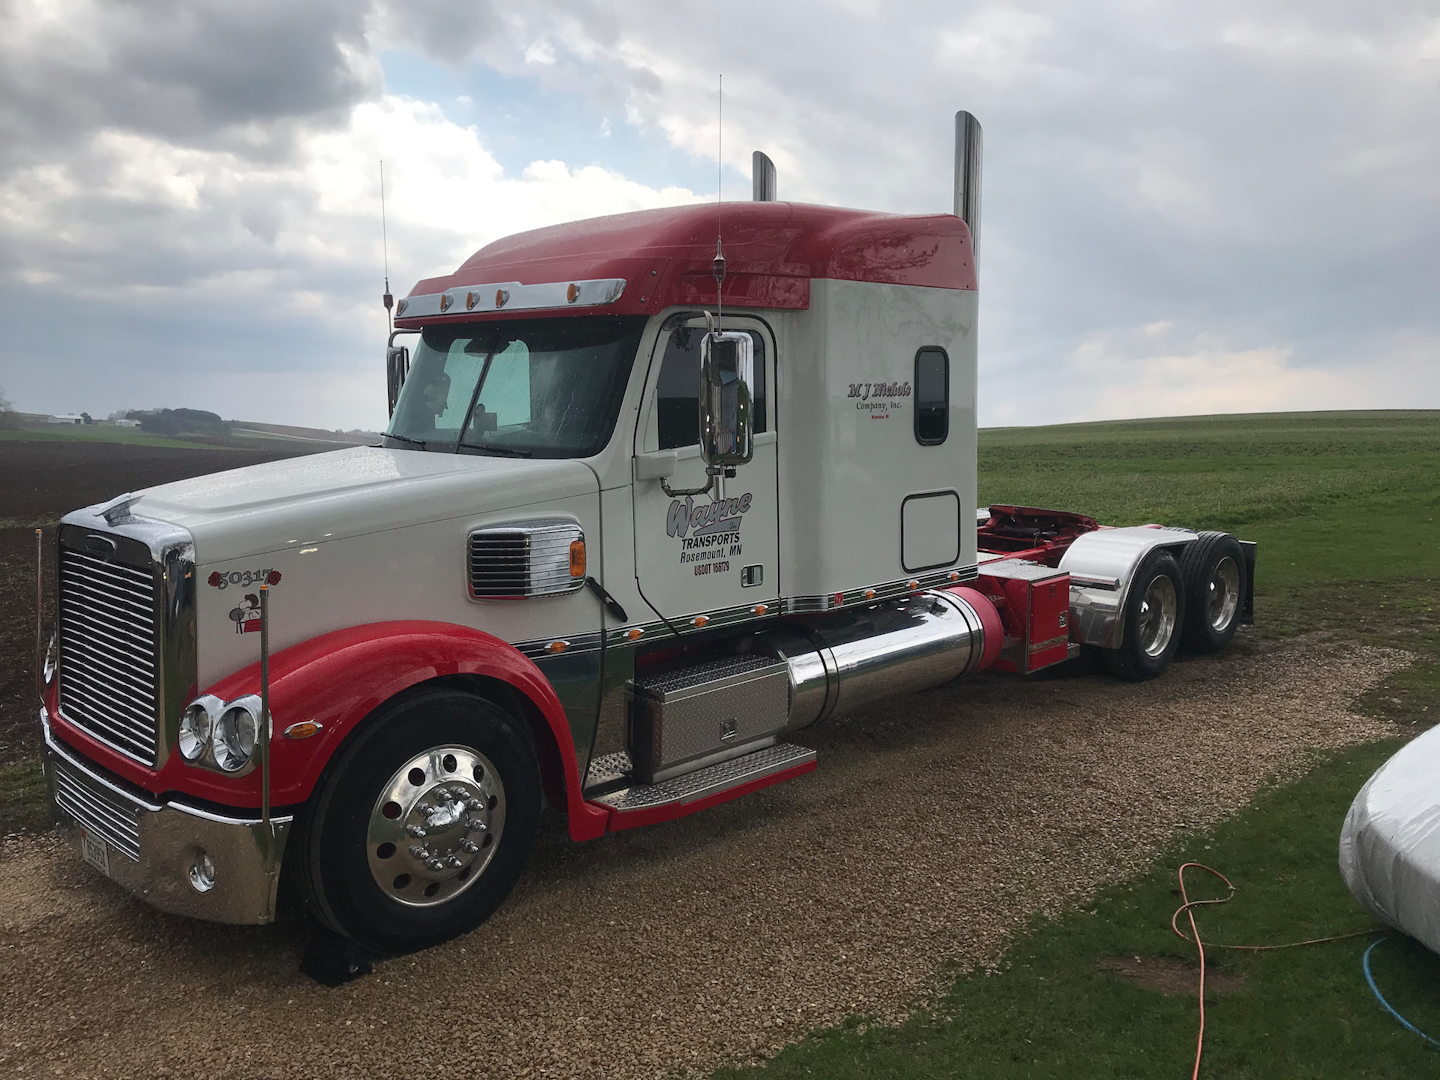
[1340, 723, 1440, 956]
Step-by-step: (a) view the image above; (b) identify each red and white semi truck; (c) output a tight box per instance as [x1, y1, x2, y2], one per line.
[40, 113, 1252, 955]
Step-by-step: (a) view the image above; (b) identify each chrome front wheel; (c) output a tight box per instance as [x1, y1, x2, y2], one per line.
[367, 746, 506, 908]
[296, 689, 541, 955]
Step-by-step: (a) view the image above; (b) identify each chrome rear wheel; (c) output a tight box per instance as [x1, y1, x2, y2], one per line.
[1138, 574, 1178, 659]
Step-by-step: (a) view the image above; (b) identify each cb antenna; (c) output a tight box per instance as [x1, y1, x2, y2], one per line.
[380, 160, 393, 332]
[712, 74, 725, 328]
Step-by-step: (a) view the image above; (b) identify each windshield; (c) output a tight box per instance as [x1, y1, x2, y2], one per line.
[384, 316, 646, 458]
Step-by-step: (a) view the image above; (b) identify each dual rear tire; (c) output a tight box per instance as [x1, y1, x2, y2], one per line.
[1099, 532, 1247, 682]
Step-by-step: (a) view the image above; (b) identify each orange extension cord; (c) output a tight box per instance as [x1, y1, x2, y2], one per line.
[1169, 863, 1376, 1080]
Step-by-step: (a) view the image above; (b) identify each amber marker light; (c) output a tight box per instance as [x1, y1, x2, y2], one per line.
[908, 580, 920, 591]
[864, 588, 876, 600]
[566, 282, 580, 303]
[752, 604, 768, 616]
[495, 289, 509, 308]
[548, 640, 570, 654]
[569, 539, 586, 578]
[692, 615, 709, 628]
[283, 721, 323, 740]
[466, 291, 478, 310]
[948, 571, 960, 581]
[439, 293, 452, 312]
[626, 628, 644, 641]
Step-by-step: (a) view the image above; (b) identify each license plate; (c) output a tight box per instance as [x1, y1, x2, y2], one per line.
[80, 828, 110, 877]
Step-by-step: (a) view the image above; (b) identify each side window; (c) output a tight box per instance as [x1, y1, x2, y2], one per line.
[914, 347, 949, 446]
[656, 327, 767, 449]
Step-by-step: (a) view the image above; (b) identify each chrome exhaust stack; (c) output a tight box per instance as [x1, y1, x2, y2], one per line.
[953, 110, 982, 264]
[762, 590, 992, 729]
[752, 151, 777, 202]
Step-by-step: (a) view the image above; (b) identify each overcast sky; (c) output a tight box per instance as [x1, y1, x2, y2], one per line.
[1, 0, 1437, 430]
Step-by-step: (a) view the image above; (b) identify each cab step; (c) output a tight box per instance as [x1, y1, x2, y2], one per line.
[590, 742, 817, 830]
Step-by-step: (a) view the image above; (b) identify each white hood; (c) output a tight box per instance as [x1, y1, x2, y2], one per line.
[127, 446, 598, 563]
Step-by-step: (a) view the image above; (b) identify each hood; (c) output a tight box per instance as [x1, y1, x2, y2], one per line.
[118, 446, 597, 563]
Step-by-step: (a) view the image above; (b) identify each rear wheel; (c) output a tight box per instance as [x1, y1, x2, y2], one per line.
[1178, 531, 1247, 653]
[295, 688, 541, 955]
[1101, 550, 1185, 681]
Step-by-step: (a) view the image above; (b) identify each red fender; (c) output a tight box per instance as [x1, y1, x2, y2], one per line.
[111, 621, 607, 841]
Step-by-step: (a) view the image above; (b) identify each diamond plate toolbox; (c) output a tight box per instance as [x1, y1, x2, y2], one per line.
[628, 653, 791, 784]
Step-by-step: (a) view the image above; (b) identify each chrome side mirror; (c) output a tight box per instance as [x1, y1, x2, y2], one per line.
[699, 331, 754, 472]
[386, 345, 409, 417]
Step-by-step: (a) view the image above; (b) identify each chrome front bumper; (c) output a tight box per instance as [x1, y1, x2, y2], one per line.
[41, 709, 292, 925]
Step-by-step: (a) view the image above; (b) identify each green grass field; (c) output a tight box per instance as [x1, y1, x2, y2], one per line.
[0, 425, 214, 448]
[717, 409, 1440, 1078]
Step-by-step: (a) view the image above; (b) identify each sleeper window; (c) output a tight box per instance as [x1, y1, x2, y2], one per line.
[914, 347, 949, 445]
[656, 327, 767, 450]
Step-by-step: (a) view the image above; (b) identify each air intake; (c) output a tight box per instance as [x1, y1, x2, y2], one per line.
[468, 521, 585, 599]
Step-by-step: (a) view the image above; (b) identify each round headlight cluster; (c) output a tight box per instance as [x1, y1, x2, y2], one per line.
[178, 702, 212, 761]
[213, 704, 258, 773]
[176, 695, 262, 772]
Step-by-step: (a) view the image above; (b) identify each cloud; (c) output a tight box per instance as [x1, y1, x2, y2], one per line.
[1, 0, 1437, 431]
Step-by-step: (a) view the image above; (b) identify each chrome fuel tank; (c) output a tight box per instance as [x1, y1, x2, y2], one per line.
[761, 590, 989, 729]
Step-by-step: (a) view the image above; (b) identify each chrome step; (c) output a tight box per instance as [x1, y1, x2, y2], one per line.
[593, 742, 816, 814]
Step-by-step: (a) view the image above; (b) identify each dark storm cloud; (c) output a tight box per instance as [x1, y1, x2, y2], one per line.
[0, 0, 376, 170]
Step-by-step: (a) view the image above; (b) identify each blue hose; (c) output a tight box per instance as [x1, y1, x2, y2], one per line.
[1363, 937, 1440, 1048]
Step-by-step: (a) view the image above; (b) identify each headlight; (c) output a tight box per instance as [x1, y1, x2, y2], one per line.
[178, 702, 212, 761]
[213, 703, 258, 772]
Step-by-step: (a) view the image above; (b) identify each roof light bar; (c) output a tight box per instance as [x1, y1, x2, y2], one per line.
[396, 278, 626, 319]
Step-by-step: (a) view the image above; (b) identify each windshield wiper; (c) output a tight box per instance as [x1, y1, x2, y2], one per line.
[457, 442, 532, 458]
[380, 432, 428, 449]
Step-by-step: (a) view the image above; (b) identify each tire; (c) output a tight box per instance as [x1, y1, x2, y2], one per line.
[1100, 549, 1186, 682]
[1178, 531, 1247, 654]
[293, 688, 541, 955]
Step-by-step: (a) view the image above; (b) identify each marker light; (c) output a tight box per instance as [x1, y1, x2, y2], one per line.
[569, 540, 586, 578]
[625, 628, 644, 641]
[283, 720, 322, 740]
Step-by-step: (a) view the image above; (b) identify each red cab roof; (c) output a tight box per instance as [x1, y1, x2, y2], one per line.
[396, 201, 975, 326]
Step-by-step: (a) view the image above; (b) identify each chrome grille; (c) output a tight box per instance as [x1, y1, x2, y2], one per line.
[58, 548, 159, 765]
[469, 522, 585, 598]
[52, 757, 142, 861]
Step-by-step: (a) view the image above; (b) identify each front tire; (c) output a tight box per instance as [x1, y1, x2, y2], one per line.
[1100, 550, 1185, 682]
[295, 688, 541, 955]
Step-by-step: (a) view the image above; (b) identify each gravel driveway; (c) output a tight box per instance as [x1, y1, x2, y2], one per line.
[0, 635, 1409, 1079]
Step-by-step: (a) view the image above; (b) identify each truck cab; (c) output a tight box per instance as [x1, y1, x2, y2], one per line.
[40, 124, 1251, 957]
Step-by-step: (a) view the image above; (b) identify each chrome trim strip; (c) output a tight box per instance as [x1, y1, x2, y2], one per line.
[397, 278, 627, 319]
[511, 631, 604, 660]
[782, 564, 978, 614]
[44, 719, 292, 827]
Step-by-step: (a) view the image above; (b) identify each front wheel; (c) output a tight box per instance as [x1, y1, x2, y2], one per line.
[294, 688, 541, 955]
[1100, 550, 1186, 682]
